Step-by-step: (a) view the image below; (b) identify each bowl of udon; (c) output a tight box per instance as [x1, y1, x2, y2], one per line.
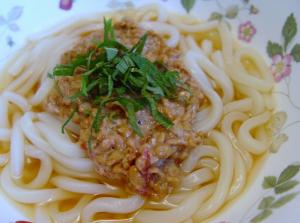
[0, 0, 299, 223]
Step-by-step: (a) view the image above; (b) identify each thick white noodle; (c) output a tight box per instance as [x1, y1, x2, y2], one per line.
[201, 40, 212, 57]
[139, 21, 180, 47]
[236, 84, 265, 115]
[218, 21, 233, 66]
[48, 195, 93, 223]
[35, 121, 85, 158]
[2, 91, 30, 112]
[227, 151, 246, 200]
[235, 46, 273, 83]
[10, 119, 25, 179]
[35, 205, 52, 223]
[51, 175, 121, 195]
[179, 37, 189, 53]
[5, 67, 34, 92]
[198, 158, 219, 174]
[184, 51, 223, 132]
[19, 112, 93, 172]
[135, 184, 216, 223]
[223, 98, 253, 114]
[182, 219, 194, 223]
[182, 145, 219, 173]
[237, 111, 272, 155]
[3, 44, 32, 77]
[185, 36, 234, 103]
[53, 161, 98, 179]
[181, 168, 214, 189]
[0, 96, 9, 128]
[228, 54, 273, 93]
[145, 191, 190, 209]
[211, 50, 225, 70]
[0, 152, 9, 166]
[82, 195, 144, 223]
[221, 111, 253, 172]
[17, 70, 44, 95]
[164, 192, 191, 206]
[263, 93, 276, 110]
[37, 112, 80, 135]
[136, 4, 168, 22]
[24, 145, 53, 189]
[1, 165, 74, 204]
[193, 131, 234, 220]
[168, 16, 218, 32]
[0, 128, 11, 141]
[30, 78, 54, 105]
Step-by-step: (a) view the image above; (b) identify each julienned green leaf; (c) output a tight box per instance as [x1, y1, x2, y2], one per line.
[277, 164, 300, 184]
[282, 13, 297, 50]
[291, 44, 300, 62]
[250, 210, 272, 223]
[81, 75, 91, 96]
[53, 64, 74, 76]
[53, 55, 86, 76]
[275, 180, 299, 194]
[105, 47, 118, 61]
[61, 108, 77, 134]
[263, 176, 277, 189]
[92, 106, 105, 133]
[118, 98, 143, 137]
[267, 41, 283, 58]
[116, 54, 134, 74]
[258, 196, 275, 210]
[103, 17, 115, 45]
[270, 192, 300, 208]
[53, 18, 181, 137]
[130, 33, 148, 54]
[144, 95, 173, 129]
[181, 0, 196, 13]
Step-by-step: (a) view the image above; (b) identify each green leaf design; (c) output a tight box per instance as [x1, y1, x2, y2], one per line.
[291, 43, 300, 62]
[267, 41, 283, 58]
[277, 164, 300, 184]
[282, 13, 297, 51]
[271, 192, 300, 208]
[209, 12, 223, 21]
[275, 180, 299, 194]
[253, 165, 300, 222]
[263, 176, 277, 189]
[225, 5, 239, 19]
[181, 0, 196, 13]
[251, 210, 273, 223]
[258, 196, 275, 210]
[250, 5, 259, 15]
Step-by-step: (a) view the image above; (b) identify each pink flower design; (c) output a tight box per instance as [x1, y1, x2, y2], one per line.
[238, 21, 257, 42]
[271, 54, 292, 83]
[59, 0, 73, 10]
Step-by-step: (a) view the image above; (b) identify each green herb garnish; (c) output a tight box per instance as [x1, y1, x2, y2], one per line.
[50, 18, 183, 149]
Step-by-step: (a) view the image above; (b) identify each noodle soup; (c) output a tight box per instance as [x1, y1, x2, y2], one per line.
[0, 5, 276, 223]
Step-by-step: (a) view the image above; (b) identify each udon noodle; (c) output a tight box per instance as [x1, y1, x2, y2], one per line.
[0, 4, 275, 223]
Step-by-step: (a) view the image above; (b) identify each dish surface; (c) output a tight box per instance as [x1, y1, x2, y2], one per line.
[0, 0, 300, 223]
